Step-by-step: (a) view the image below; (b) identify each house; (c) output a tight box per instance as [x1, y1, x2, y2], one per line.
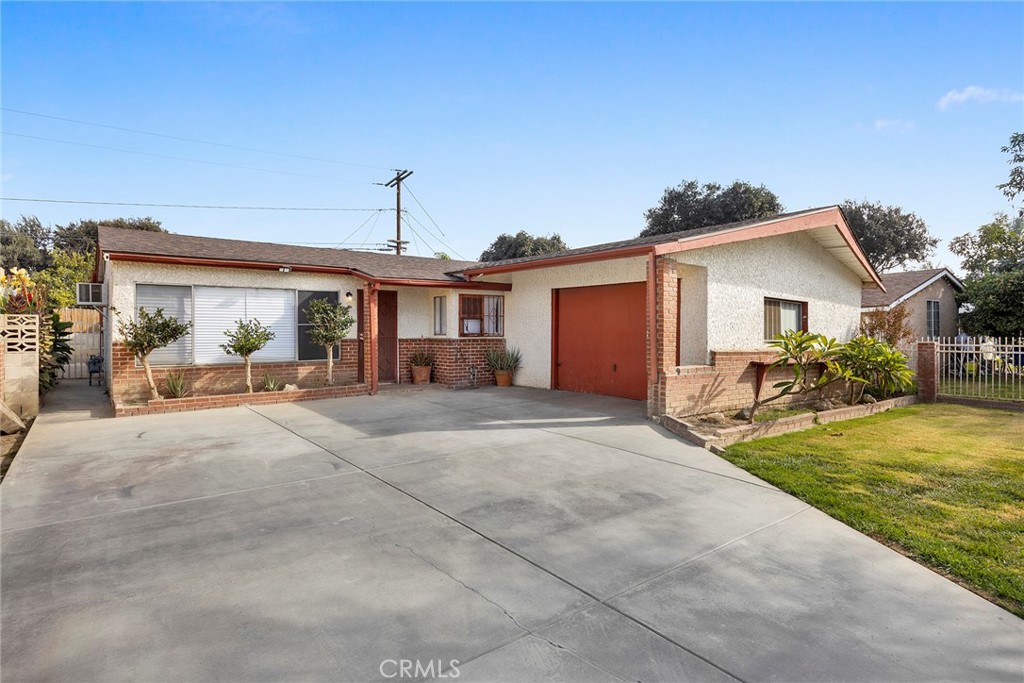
[861, 268, 964, 340]
[95, 205, 882, 418]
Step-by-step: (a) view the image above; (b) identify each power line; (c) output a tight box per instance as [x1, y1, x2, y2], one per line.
[1, 107, 396, 171]
[3, 132, 355, 181]
[403, 183, 447, 237]
[0, 197, 390, 211]
[334, 209, 386, 248]
[404, 209, 466, 259]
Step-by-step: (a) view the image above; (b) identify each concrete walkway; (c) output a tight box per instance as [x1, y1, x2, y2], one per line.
[2, 384, 1021, 682]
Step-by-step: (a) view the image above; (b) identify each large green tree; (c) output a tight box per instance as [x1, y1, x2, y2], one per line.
[33, 249, 94, 308]
[640, 179, 783, 238]
[0, 215, 52, 271]
[841, 200, 938, 273]
[997, 132, 1024, 217]
[53, 216, 165, 255]
[479, 230, 569, 262]
[950, 213, 1024, 337]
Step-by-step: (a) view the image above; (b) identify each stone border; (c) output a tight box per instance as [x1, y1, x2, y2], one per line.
[661, 395, 919, 451]
[114, 383, 371, 417]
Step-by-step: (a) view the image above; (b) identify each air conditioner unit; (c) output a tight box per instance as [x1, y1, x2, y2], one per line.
[76, 282, 106, 306]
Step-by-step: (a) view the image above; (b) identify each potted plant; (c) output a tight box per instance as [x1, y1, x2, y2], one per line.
[409, 350, 434, 385]
[484, 346, 522, 387]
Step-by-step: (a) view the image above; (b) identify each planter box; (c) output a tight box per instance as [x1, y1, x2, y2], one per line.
[114, 383, 371, 417]
[661, 395, 919, 451]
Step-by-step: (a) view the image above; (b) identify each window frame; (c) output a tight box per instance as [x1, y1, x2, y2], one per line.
[458, 294, 504, 338]
[926, 299, 941, 338]
[134, 283, 195, 366]
[763, 297, 808, 343]
[433, 295, 447, 336]
[297, 290, 342, 361]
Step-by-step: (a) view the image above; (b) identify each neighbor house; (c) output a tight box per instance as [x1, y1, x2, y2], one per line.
[861, 268, 963, 340]
[95, 205, 883, 419]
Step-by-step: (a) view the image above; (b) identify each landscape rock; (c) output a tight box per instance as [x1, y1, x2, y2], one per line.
[734, 407, 753, 421]
[861, 394, 877, 404]
[283, 384, 299, 392]
[812, 399, 834, 412]
[700, 412, 728, 424]
[1, 401, 26, 434]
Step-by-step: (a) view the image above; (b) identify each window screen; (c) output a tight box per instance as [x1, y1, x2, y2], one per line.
[136, 284, 192, 365]
[297, 290, 340, 360]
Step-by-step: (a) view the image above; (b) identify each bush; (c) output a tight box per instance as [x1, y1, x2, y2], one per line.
[220, 319, 274, 394]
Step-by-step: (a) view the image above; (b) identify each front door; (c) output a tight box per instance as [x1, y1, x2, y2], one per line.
[377, 290, 398, 383]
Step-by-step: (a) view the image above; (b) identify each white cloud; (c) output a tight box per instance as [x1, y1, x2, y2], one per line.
[873, 118, 914, 134]
[937, 86, 1024, 110]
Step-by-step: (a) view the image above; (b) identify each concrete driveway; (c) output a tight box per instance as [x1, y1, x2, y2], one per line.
[2, 384, 1021, 682]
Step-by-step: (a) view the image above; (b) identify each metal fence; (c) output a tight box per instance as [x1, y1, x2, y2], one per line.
[935, 337, 1023, 402]
[56, 307, 103, 380]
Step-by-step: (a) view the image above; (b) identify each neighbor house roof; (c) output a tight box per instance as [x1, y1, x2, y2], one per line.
[458, 206, 884, 288]
[96, 226, 484, 286]
[861, 268, 964, 310]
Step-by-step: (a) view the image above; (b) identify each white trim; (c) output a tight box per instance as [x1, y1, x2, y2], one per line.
[861, 270, 964, 312]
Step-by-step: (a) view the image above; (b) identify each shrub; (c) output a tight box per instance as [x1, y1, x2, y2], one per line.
[263, 372, 281, 392]
[409, 351, 434, 366]
[304, 298, 355, 386]
[220, 319, 274, 394]
[116, 307, 192, 400]
[484, 347, 523, 374]
[165, 370, 190, 398]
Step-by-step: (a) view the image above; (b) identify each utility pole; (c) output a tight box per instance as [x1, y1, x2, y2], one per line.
[379, 170, 412, 255]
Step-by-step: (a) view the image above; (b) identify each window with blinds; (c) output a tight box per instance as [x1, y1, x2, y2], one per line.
[136, 285, 192, 366]
[193, 287, 296, 364]
[433, 296, 447, 335]
[764, 298, 807, 341]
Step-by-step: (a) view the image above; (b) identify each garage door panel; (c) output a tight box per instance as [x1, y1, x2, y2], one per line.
[554, 282, 646, 400]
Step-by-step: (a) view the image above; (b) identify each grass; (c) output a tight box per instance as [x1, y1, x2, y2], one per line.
[720, 403, 1024, 617]
[753, 406, 814, 422]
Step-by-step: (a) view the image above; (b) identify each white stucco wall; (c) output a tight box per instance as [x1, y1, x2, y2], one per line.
[106, 261, 364, 344]
[670, 231, 864, 355]
[476, 256, 648, 389]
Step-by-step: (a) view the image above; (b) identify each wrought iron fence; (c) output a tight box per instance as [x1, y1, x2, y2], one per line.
[936, 337, 1023, 402]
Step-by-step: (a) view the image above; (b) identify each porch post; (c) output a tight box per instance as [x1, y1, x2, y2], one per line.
[646, 250, 659, 417]
[367, 283, 380, 395]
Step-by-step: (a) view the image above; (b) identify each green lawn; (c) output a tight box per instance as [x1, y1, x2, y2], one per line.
[721, 403, 1024, 617]
[940, 377, 1023, 402]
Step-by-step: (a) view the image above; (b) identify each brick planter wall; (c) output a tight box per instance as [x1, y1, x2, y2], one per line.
[114, 383, 370, 417]
[657, 350, 833, 418]
[397, 338, 506, 388]
[110, 339, 362, 405]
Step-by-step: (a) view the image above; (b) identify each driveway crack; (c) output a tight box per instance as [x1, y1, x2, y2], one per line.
[392, 542, 529, 633]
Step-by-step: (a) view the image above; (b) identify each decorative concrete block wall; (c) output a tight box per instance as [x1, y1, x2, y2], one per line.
[1, 315, 40, 419]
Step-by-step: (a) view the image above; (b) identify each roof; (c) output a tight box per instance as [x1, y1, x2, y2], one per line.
[861, 268, 964, 310]
[458, 206, 884, 288]
[97, 226, 478, 283]
[458, 207, 834, 271]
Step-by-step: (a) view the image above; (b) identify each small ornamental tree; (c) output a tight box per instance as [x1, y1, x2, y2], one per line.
[860, 302, 916, 348]
[116, 307, 191, 400]
[220, 319, 275, 393]
[305, 298, 355, 385]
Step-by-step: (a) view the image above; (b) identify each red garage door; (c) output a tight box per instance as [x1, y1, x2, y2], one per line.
[553, 282, 647, 400]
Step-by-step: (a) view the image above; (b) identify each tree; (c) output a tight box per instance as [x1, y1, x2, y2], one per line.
[305, 298, 355, 385]
[950, 214, 1024, 337]
[33, 249, 93, 308]
[479, 231, 569, 262]
[220, 319, 275, 393]
[53, 216, 165, 255]
[434, 251, 452, 260]
[0, 215, 52, 271]
[957, 270, 1024, 337]
[948, 213, 1024, 277]
[841, 200, 938, 273]
[860, 302, 916, 348]
[997, 132, 1024, 217]
[116, 307, 192, 400]
[640, 180, 783, 238]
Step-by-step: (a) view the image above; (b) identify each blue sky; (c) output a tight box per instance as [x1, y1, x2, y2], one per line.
[2, 2, 1022, 270]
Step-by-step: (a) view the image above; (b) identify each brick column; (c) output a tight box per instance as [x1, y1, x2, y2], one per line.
[647, 255, 678, 417]
[917, 340, 938, 402]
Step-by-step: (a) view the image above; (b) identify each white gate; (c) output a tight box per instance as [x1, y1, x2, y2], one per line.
[57, 307, 103, 380]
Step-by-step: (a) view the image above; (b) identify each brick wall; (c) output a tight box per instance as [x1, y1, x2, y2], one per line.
[115, 383, 370, 417]
[397, 337, 506, 388]
[917, 340, 937, 402]
[111, 339, 362, 404]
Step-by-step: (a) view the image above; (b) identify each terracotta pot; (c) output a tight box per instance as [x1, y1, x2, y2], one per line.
[411, 365, 431, 385]
[494, 369, 513, 387]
